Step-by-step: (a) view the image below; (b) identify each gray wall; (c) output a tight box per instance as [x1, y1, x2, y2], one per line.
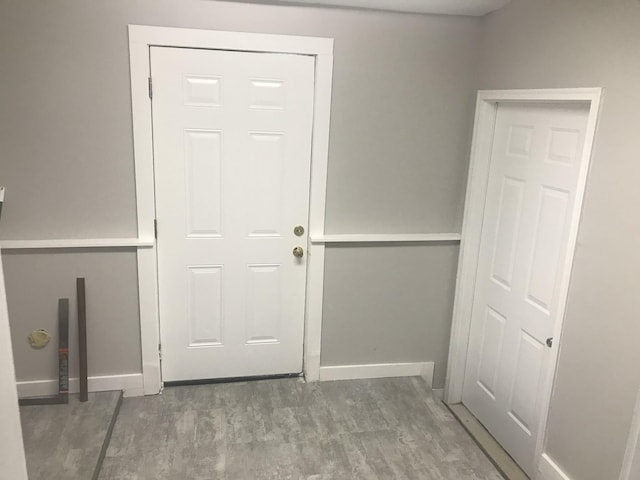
[479, 1, 640, 479]
[2, 250, 141, 380]
[0, 1, 481, 387]
[322, 244, 459, 387]
[0, 0, 479, 238]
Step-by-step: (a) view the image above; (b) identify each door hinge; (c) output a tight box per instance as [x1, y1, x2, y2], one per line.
[158, 343, 162, 360]
[154, 219, 158, 239]
[148, 76, 153, 99]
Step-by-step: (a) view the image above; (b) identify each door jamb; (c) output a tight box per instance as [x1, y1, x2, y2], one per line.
[444, 88, 602, 475]
[619, 385, 640, 480]
[128, 25, 334, 395]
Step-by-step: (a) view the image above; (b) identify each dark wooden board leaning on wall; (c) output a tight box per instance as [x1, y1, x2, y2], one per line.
[58, 298, 69, 398]
[77, 278, 88, 402]
[0, 186, 5, 222]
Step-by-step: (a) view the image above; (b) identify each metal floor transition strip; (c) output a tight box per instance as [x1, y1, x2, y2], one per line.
[93, 391, 124, 480]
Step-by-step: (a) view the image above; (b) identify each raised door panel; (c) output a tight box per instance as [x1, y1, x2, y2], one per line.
[476, 307, 506, 399]
[184, 75, 222, 107]
[490, 177, 525, 291]
[246, 132, 285, 238]
[184, 130, 223, 238]
[508, 331, 545, 436]
[249, 78, 286, 110]
[187, 266, 224, 347]
[245, 265, 282, 345]
[525, 187, 570, 315]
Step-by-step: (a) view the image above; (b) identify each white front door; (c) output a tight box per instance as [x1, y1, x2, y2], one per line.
[462, 102, 589, 475]
[151, 47, 315, 382]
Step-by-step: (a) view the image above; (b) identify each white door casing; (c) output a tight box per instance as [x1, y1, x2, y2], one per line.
[619, 385, 640, 480]
[445, 89, 601, 479]
[128, 26, 334, 393]
[462, 102, 589, 475]
[0, 251, 29, 479]
[152, 46, 315, 381]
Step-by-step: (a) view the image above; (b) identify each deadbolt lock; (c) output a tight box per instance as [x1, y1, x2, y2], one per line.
[294, 225, 305, 237]
[293, 246, 304, 258]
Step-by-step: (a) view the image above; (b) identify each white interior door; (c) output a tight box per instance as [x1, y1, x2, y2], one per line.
[151, 47, 315, 382]
[462, 102, 589, 475]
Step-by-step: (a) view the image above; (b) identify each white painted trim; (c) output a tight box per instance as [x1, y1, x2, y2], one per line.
[444, 92, 500, 404]
[0, 238, 154, 250]
[17, 373, 144, 399]
[537, 454, 572, 480]
[137, 247, 162, 395]
[129, 24, 162, 397]
[303, 41, 333, 382]
[475, 88, 603, 103]
[619, 385, 640, 480]
[303, 243, 326, 382]
[311, 233, 461, 244]
[444, 88, 602, 470]
[0, 251, 28, 479]
[129, 25, 333, 392]
[319, 362, 434, 387]
[128, 25, 333, 56]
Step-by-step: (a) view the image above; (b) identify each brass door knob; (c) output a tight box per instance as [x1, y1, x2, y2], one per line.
[293, 246, 304, 258]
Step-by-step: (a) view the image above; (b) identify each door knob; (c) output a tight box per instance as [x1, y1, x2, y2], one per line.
[293, 246, 304, 258]
[546, 337, 553, 348]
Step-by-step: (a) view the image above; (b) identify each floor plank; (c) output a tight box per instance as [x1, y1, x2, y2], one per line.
[100, 377, 504, 480]
[20, 391, 122, 480]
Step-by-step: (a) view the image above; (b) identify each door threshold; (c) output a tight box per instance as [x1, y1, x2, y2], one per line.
[163, 372, 303, 388]
[447, 403, 529, 480]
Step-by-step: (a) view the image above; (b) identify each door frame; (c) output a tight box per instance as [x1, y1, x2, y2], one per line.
[619, 385, 640, 480]
[128, 25, 334, 395]
[0, 250, 29, 479]
[444, 88, 602, 473]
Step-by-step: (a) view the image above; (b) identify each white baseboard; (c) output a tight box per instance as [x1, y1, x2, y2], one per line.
[17, 373, 144, 399]
[318, 362, 434, 387]
[538, 454, 572, 480]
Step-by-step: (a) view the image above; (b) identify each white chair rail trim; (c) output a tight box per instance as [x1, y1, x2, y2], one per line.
[311, 233, 461, 244]
[0, 238, 154, 249]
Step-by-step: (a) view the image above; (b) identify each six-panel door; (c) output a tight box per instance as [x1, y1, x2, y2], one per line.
[151, 47, 315, 382]
[462, 102, 589, 475]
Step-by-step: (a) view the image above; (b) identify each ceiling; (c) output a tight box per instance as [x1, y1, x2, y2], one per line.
[227, 0, 512, 16]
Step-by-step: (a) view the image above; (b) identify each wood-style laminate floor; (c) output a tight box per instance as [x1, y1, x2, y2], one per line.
[20, 391, 122, 480]
[99, 377, 504, 480]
